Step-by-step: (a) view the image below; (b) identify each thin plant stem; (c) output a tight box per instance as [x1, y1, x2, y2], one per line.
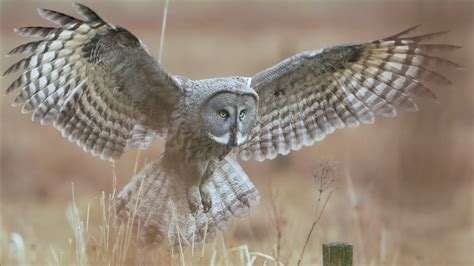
[297, 161, 336, 266]
[158, 0, 170, 64]
[297, 190, 333, 266]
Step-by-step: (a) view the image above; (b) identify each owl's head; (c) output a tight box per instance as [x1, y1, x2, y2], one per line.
[200, 92, 258, 147]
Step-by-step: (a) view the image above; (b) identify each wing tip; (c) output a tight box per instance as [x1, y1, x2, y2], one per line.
[6, 46, 18, 56]
[2, 65, 14, 77]
[381, 25, 453, 43]
[72, 2, 104, 23]
[71, 2, 86, 13]
[384, 24, 422, 40]
[405, 24, 422, 33]
[37, 8, 55, 22]
[36, 7, 47, 17]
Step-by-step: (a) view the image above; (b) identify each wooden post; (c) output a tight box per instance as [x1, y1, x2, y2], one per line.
[322, 241, 353, 266]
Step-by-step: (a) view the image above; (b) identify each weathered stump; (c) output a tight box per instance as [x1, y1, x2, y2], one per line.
[322, 241, 353, 266]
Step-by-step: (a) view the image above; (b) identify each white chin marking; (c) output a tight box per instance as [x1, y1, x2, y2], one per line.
[208, 132, 230, 145]
[236, 132, 248, 146]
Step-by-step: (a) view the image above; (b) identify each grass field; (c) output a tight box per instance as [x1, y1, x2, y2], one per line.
[1, 0, 473, 265]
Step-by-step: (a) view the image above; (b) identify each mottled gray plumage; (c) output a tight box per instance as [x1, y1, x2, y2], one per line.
[4, 4, 181, 160]
[3, 4, 459, 246]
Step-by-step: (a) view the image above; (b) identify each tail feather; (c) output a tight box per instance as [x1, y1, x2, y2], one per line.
[114, 154, 260, 247]
[209, 155, 261, 229]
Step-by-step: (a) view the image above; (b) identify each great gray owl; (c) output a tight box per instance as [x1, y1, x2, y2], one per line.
[3, 3, 459, 246]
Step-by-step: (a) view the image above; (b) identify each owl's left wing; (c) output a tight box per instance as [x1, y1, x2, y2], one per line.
[237, 26, 460, 162]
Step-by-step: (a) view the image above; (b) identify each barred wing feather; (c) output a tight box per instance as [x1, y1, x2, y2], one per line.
[3, 3, 182, 160]
[238, 26, 460, 162]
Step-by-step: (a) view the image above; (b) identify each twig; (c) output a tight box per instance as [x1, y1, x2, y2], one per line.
[297, 161, 336, 266]
[297, 190, 333, 266]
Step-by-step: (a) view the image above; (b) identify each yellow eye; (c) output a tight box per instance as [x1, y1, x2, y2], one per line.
[239, 110, 246, 119]
[219, 110, 229, 118]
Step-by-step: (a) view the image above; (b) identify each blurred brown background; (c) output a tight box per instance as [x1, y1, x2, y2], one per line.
[1, 0, 473, 265]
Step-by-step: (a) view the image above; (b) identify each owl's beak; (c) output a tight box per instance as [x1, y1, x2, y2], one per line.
[229, 127, 238, 146]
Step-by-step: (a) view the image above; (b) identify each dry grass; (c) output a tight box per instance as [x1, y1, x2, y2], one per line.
[0, 162, 385, 265]
[0, 166, 311, 265]
[1, 161, 473, 265]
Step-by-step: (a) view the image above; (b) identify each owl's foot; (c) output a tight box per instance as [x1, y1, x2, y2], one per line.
[187, 186, 202, 214]
[187, 185, 212, 214]
[200, 185, 212, 213]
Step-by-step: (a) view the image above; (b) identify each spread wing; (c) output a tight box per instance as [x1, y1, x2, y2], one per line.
[3, 3, 182, 160]
[237, 26, 460, 162]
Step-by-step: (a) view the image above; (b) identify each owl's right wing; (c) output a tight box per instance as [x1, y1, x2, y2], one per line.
[3, 3, 182, 160]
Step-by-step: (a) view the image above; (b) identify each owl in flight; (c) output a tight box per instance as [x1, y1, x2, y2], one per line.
[4, 3, 458, 246]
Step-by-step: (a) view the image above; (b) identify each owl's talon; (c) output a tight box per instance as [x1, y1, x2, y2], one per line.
[200, 186, 212, 213]
[187, 186, 202, 215]
[202, 198, 212, 213]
